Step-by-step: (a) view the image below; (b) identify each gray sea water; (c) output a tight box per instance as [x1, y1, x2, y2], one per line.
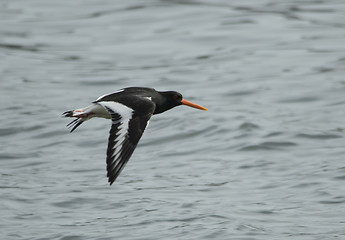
[1, 0, 345, 239]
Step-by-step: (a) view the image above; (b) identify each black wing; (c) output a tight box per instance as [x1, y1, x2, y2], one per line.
[98, 99, 155, 185]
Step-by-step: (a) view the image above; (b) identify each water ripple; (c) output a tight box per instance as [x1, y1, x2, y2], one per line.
[296, 133, 342, 139]
[239, 141, 298, 151]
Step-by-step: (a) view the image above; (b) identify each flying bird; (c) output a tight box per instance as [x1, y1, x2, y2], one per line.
[63, 87, 207, 185]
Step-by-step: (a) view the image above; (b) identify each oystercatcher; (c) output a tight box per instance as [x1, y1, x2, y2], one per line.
[63, 87, 207, 185]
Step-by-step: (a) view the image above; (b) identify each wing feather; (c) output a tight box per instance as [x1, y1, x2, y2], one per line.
[98, 99, 155, 185]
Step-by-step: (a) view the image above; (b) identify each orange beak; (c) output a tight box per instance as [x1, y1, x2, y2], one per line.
[181, 99, 208, 111]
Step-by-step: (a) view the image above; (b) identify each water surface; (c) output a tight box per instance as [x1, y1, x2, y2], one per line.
[1, 1, 345, 239]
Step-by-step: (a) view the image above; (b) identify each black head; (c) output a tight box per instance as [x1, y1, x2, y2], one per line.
[154, 91, 207, 114]
[166, 91, 184, 106]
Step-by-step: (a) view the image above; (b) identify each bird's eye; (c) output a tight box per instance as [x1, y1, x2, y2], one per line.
[173, 94, 179, 100]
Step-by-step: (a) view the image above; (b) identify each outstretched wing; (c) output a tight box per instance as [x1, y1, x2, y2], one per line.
[97, 99, 155, 185]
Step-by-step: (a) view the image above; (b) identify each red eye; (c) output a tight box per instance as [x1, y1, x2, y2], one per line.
[173, 94, 178, 100]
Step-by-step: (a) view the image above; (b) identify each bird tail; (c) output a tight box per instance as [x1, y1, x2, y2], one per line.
[62, 109, 86, 133]
[63, 104, 108, 132]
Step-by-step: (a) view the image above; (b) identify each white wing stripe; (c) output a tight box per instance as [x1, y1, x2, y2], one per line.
[97, 101, 134, 160]
[97, 101, 133, 123]
[95, 89, 124, 101]
[112, 139, 124, 158]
